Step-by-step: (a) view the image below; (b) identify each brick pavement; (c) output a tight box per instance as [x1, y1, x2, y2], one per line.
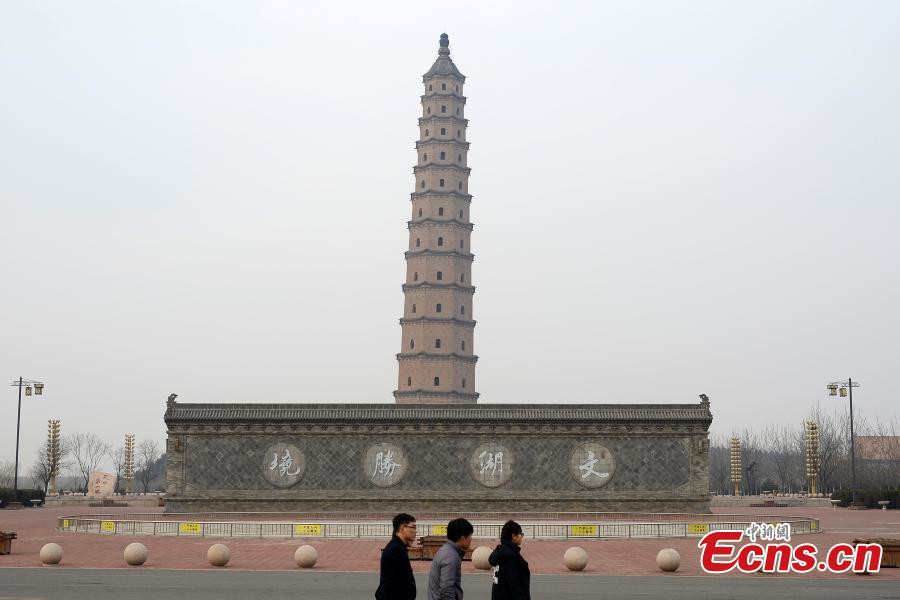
[1, 504, 897, 579]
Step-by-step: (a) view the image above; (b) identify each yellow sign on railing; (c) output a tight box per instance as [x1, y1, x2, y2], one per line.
[100, 521, 115, 532]
[294, 524, 323, 536]
[62, 519, 70, 529]
[570, 525, 598, 537]
[179, 522, 202, 535]
[430, 525, 448, 536]
[687, 523, 709, 534]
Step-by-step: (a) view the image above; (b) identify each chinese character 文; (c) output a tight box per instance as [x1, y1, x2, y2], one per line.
[578, 450, 609, 480]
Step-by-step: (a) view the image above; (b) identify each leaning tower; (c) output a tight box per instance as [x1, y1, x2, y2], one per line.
[394, 34, 478, 404]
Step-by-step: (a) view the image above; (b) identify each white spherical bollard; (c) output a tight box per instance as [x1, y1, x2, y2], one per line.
[656, 548, 680, 572]
[207, 543, 231, 567]
[40, 543, 63, 565]
[124, 542, 148, 566]
[295, 545, 318, 568]
[472, 546, 492, 570]
[564, 546, 588, 571]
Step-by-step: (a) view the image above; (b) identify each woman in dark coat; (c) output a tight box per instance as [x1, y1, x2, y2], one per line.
[489, 520, 531, 600]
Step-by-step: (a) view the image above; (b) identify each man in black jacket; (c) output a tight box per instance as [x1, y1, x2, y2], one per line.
[488, 520, 530, 600]
[376, 512, 418, 600]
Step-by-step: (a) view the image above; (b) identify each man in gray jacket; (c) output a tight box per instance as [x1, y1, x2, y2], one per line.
[427, 518, 474, 600]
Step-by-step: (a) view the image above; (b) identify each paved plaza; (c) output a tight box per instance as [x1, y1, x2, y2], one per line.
[1, 504, 898, 582]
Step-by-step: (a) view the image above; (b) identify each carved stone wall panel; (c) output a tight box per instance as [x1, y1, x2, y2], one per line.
[180, 434, 691, 494]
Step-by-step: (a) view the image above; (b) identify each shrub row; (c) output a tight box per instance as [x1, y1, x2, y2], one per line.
[831, 488, 899, 509]
[0, 487, 46, 508]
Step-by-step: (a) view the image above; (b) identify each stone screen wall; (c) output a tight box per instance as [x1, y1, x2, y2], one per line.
[165, 402, 712, 513]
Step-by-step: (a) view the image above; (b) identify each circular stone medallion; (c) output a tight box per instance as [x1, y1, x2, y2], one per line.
[569, 443, 615, 488]
[262, 443, 305, 488]
[470, 442, 513, 487]
[365, 442, 408, 487]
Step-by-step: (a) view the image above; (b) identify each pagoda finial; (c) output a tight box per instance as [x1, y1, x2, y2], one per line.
[438, 33, 450, 56]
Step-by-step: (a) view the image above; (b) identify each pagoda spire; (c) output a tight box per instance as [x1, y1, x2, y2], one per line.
[394, 34, 478, 404]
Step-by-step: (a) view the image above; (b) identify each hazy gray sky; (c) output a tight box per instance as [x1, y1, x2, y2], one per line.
[2, 1, 898, 472]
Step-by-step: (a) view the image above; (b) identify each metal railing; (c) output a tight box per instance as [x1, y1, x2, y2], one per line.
[57, 514, 821, 540]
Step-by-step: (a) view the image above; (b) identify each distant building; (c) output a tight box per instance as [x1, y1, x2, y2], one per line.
[856, 436, 900, 462]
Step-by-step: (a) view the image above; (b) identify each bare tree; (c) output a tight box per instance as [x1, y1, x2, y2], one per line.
[136, 440, 161, 493]
[707, 434, 729, 495]
[809, 403, 848, 493]
[766, 423, 803, 493]
[740, 429, 763, 495]
[0, 460, 14, 488]
[29, 444, 53, 493]
[109, 446, 126, 494]
[67, 433, 111, 493]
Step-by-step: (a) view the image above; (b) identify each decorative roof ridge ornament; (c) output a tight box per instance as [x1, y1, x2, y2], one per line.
[699, 393, 711, 411]
[424, 33, 465, 81]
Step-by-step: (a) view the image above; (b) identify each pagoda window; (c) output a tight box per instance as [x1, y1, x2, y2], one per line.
[438, 207, 444, 216]
[461, 341, 466, 350]
[412, 304, 416, 313]
[437, 237, 443, 246]
[462, 378, 466, 387]
[409, 339, 415, 349]
[459, 240, 464, 248]
[441, 105, 446, 113]
[416, 238, 421, 247]
[436, 271, 442, 280]
[423, 153, 427, 161]
[407, 376, 412, 386]
[442, 82, 447, 90]
[414, 272, 418, 281]
[436, 303, 442, 313]
[435, 338, 441, 348]
[440, 151, 445, 160]
[425, 128, 429, 136]
[434, 377, 440, 386]
[460, 273, 465, 282]
[460, 305, 465, 315]
[427, 107, 431, 114]
[439, 179, 445, 187]
[441, 128, 446, 135]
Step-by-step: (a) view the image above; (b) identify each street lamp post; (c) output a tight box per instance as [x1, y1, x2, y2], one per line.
[827, 378, 860, 505]
[9, 377, 45, 503]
